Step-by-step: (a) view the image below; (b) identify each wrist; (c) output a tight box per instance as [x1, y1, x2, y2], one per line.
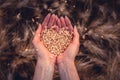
[57, 56, 74, 65]
[37, 58, 55, 67]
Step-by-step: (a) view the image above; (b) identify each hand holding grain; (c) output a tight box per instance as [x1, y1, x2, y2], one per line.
[33, 14, 80, 80]
[32, 14, 57, 64]
[57, 16, 80, 63]
[57, 16, 80, 80]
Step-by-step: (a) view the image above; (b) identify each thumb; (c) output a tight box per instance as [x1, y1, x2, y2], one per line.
[33, 24, 42, 42]
[72, 26, 80, 45]
[35, 24, 42, 35]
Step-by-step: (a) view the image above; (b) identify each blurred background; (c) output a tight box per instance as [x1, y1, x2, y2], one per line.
[0, 0, 120, 80]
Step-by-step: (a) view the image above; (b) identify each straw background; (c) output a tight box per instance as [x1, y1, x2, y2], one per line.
[0, 0, 120, 80]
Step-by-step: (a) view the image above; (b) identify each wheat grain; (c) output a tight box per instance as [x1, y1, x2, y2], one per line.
[41, 27, 73, 55]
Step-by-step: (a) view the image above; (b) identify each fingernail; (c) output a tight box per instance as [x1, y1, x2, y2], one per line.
[60, 16, 64, 19]
[74, 25, 77, 28]
[74, 25, 78, 32]
[48, 13, 51, 15]
[52, 14, 56, 17]
[39, 23, 41, 26]
[65, 16, 68, 19]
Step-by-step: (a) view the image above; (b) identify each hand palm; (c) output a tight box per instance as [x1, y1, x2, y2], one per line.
[33, 14, 80, 64]
[32, 14, 57, 63]
[56, 16, 80, 62]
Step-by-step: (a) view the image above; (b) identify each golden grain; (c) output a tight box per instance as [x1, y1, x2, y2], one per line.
[41, 27, 73, 55]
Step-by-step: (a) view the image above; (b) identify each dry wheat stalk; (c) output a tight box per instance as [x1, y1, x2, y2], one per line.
[41, 27, 73, 55]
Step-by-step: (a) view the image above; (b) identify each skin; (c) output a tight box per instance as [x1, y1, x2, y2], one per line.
[57, 16, 80, 80]
[32, 14, 57, 80]
[33, 14, 80, 80]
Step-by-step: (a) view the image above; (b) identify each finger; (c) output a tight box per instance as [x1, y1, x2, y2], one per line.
[56, 18, 61, 28]
[60, 17, 67, 28]
[65, 16, 73, 32]
[55, 16, 60, 31]
[54, 15, 58, 26]
[48, 14, 56, 28]
[42, 13, 51, 28]
[73, 26, 80, 45]
[33, 24, 42, 42]
[36, 24, 42, 34]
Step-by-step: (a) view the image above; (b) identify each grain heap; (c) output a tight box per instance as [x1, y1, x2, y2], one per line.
[41, 27, 73, 55]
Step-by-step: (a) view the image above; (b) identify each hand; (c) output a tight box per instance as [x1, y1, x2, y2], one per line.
[33, 14, 59, 80]
[33, 14, 80, 80]
[32, 14, 58, 65]
[56, 16, 80, 80]
[57, 16, 80, 63]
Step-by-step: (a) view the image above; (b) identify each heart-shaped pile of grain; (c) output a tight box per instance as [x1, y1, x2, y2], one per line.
[40, 27, 73, 55]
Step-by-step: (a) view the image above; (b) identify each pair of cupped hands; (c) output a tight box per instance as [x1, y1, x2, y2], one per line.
[32, 13, 80, 65]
